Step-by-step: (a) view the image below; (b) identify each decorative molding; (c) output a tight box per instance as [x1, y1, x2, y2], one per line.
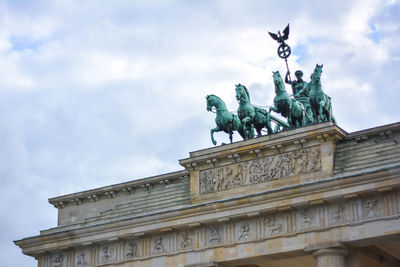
[42, 191, 399, 266]
[87, 195, 99, 202]
[199, 146, 322, 194]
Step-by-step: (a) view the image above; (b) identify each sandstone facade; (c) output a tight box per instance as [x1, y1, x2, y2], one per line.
[15, 122, 400, 267]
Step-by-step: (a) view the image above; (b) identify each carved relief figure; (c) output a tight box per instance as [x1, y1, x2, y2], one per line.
[180, 231, 193, 249]
[332, 204, 345, 224]
[237, 223, 251, 240]
[365, 199, 379, 217]
[200, 170, 216, 194]
[102, 246, 111, 262]
[154, 237, 166, 253]
[200, 147, 321, 194]
[126, 241, 138, 258]
[208, 226, 221, 245]
[301, 209, 313, 227]
[265, 217, 283, 235]
[53, 254, 64, 267]
[76, 251, 87, 266]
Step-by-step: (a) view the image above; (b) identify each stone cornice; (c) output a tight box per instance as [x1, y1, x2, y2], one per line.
[179, 122, 347, 171]
[48, 170, 189, 208]
[15, 164, 400, 257]
[345, 122, 400, 139]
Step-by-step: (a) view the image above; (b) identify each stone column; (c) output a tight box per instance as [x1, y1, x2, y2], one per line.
[312, 247, 348, 267]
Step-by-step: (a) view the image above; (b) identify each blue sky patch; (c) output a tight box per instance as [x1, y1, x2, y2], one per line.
[10, 36, 42, 51]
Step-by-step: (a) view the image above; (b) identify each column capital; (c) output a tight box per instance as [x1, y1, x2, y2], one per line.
[312, 247, 348, 258]
[311, 245, 349, 267]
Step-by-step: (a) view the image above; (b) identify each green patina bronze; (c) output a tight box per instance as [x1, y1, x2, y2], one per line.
[235, 84, 273, 138]
[285, 70, 314, 125]
[309, 64, 336, 123]
[206, 94, 248, 145]
[205, 25, 336, 145]
[270, 71, 309, 128]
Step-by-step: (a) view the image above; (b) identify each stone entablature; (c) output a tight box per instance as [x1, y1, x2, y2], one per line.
[27, 184, 400, 267]
[180, 122, 346, 203]
[15, 162, 400, 258]
[48, 170, 189, 226]
[14, 122, 400, 267]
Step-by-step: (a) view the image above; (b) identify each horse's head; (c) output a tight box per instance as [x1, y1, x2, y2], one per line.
[206, 95, 215, 111]
[206, 94, 225, 112]
[312, 64, 323, 83]
[235, 84, 250, 102]
[272, 71, 286, 94]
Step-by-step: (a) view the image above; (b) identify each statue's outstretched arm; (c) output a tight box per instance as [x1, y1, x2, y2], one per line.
[285, 71, 291, 84]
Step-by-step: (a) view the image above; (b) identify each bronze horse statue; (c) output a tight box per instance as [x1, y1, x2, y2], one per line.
[235, 84, 273, 138]
[206, 94, 248, 145]
[270, 71, 306, 128]
[309, 64, 336, 123]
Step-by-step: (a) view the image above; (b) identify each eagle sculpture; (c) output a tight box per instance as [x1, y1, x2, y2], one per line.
[268, 24, 290, 44]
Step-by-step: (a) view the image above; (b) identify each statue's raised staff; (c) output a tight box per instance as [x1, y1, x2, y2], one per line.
[269, 71, 308, 128]
[235, 84, 274, 138]
[309, 64, 336, 123]
[206, 94, 249, 145]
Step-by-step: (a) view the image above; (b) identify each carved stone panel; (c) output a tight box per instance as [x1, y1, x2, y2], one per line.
[265, 215, 284, 236]
[207, 225, 223, 246]
[363, 197, 382, 218]
[179, 230, 194, 250]
[328, 202, 347, 225]
[125, 240, 139, 258]
[52, 253, 66, 267]
[199, 146, 322, 194]
[98, 244, 116, 264]
[151, 236, 168, 254]
[296, 208, 315, 230]
[74, 249, 90, 266]
[235, 221, 252, 241]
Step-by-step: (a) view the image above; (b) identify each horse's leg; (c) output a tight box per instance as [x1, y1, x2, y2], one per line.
[294, 104, 301, 127]
[210, 126, 221, 146]
[256, 126, 262, 137]
[265, 112, 273, 134]
[302, 110, 306, 127]
[311, 105, 318, 123]
[299, 105, 306, 127]
[242, 117, 252, 139]
[318, 100, 325, 122]
[326, 97, 336, 123]
[328, 101, 337, 124]
[287, 105, 293, 128]
[234, 118, 246, 140]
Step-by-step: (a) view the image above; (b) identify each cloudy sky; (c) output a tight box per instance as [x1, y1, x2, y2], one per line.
[2, 0, 400, 266]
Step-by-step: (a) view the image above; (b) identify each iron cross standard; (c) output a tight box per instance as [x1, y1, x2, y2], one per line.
[268, 24, 292, 81]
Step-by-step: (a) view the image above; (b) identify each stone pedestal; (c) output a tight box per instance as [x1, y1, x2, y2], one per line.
[313, 248, 348, 267]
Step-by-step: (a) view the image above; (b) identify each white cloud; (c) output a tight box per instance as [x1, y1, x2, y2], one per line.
[3, 1, 400, 266]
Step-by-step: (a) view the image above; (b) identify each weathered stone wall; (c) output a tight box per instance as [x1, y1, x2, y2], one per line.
[48, 171, 190, 227]
[40, 189, 400, 266]
[14, 122, 400, 267]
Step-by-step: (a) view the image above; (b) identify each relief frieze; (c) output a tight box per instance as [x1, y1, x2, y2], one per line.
[44, 191, 399, 267]
[199, 146, 322, 194]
